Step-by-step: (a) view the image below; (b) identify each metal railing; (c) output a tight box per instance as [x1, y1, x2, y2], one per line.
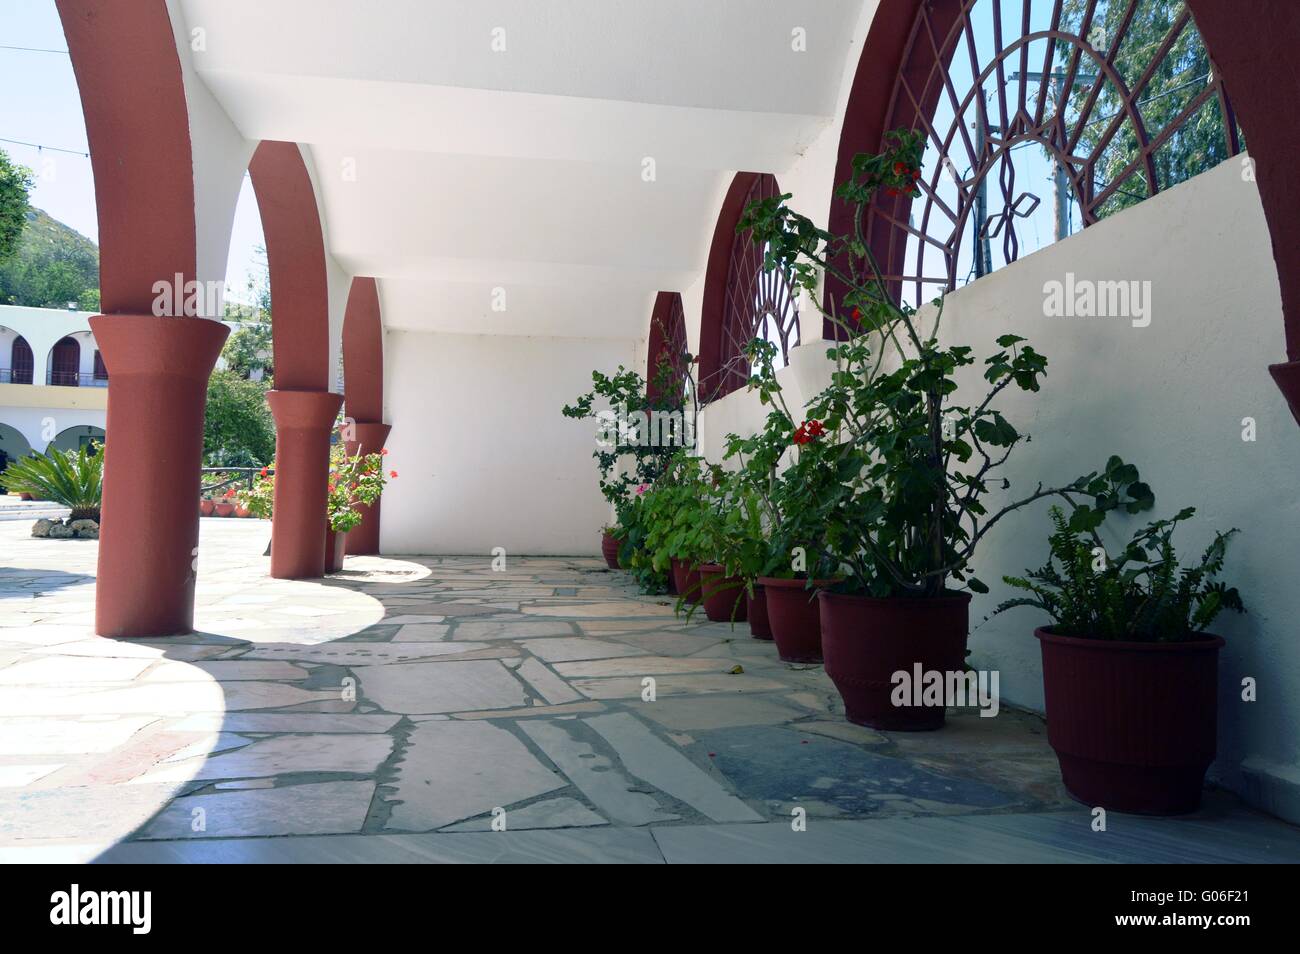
[201, 466, 272, 499]
[0, 368, 34, 384]
[45, 370, 109, 387]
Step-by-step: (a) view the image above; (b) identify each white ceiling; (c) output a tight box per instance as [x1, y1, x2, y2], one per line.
[180, 0, 866, 339]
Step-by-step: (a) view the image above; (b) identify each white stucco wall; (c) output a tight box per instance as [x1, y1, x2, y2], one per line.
[381, 330, 637, 556]
[694, 155, 1300, 813]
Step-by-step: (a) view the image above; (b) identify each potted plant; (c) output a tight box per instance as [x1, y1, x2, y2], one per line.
[214, 487, 237, 517]
[740, 130, 1152, 725]
[639, 451, 715, 605]
[600, 524, 621, 569]
[199, 493, 215, 517]
[324, 445, 395, 572]
[563, 352, 695, 590]
[719, 353, 842, 658]
[992, 506, 1243, 814]
[235, 467, 275, 520]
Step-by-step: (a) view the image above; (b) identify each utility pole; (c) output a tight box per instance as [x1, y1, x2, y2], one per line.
[1011, 69, 1098, 241]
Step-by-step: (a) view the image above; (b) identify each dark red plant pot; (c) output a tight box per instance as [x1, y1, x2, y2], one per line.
[758, 577, 838, 663]
[671, 558, 702, 605]
[199, 499, 215, 517]
[213, 501, 235, 517]
[698, 564, 748, 623]
[324, 527, 347, 573]
[747, 584, 772, 640]
[601, 530, 621, 569]
[1036, 627, 1223, 815]
[819, 590, 971, 731]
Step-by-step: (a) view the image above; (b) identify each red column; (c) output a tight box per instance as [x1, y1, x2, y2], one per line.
[90, 315, 228, 637]
[267, 389, 342, 579]
[344, 421, 391, 555]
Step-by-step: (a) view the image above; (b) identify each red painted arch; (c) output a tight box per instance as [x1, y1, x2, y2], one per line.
[57, 0, 196, 314]
[829, 0, 1300, 418]
[342, 277, 384, 424]
[698, 172, 760, 403]
[249, 141, 331, 393]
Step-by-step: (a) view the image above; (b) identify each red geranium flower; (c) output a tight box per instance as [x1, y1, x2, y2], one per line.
[894, 161, 907, 175]
[259, 466, 269, 477]
[389, 470, 398, 478]
[381, 448, 389, 456]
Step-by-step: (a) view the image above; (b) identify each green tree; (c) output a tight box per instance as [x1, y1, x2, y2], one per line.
[204, 370, 275, 467]
[221, 246, 274, 378]
[0, 208, 100, 307]
[1059, 0, 1237, 219]
[0, 149, 33, 263]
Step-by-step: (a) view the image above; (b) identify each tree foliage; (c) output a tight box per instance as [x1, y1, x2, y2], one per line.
[0, 207, 100, 309]
[203, 370, 275, 467]
[1060, 0, 1236, 218]
[0, 149, 33, 265]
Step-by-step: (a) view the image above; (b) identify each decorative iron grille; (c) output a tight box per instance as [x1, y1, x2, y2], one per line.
[867, 0, 1241, 307]
[647, 292, 692, 405]
[717, 173, 800, 398]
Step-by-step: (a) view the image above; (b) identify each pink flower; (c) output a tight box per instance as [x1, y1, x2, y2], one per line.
[636, 483, 650, 496]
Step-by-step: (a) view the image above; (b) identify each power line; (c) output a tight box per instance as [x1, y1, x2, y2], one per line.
[0, 44, 69, 55]
[0, 136, 89, 158]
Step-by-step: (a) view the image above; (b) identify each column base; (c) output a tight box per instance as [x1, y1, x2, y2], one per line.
[268, 389, 343, 579]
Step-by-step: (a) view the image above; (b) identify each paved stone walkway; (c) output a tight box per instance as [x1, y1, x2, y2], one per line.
[1, 519, 1298, 863]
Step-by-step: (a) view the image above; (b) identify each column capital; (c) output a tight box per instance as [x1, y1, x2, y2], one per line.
[90, 315, 229, 378]
[344, 421, 391, 457]
[267, 389, 343, 431]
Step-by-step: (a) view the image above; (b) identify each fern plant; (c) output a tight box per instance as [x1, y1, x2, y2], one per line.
[1, 444, 103, 520]
[993, 505, 1244, 642]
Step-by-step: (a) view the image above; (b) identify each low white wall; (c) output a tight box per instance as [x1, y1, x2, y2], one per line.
[697, 156, 1300, 808]
[381, 330, 637, 555]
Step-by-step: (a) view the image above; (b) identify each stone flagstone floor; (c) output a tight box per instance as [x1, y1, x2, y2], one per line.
[1, 519, 1298, 864]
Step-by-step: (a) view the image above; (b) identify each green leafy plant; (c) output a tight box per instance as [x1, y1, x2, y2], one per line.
[994, 505, 1244, 642]
[563, 357, 696, 590]
[1, 444, 103, 520]
[204, 369, 275, 467]
[326, 444, 396, 532]
[738, 130, 1153, 598]
[234, 467, 275, 518]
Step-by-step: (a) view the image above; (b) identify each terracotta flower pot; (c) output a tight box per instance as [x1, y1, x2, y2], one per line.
[199, 499, 215, 517]
[670, 558, 702, 605]
[1036, 627, 1224, 815]
[747, 584, 772, 640]
[324, 527, 347, 573]
[213, 501, 235, 517]
[819, 590, 971, 731]
[697, 564, 748, 623]
[235, 504, 252, 518]
[601, 530, 621, 569]
[758, 576, 838, 662]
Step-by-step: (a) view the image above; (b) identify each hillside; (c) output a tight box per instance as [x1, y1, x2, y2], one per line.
[0, 207, 100, 310]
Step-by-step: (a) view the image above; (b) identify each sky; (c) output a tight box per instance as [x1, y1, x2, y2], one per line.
[0, 0, 266, 304]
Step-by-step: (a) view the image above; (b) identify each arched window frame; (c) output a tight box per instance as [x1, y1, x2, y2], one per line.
[699, 172, 801, 403]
